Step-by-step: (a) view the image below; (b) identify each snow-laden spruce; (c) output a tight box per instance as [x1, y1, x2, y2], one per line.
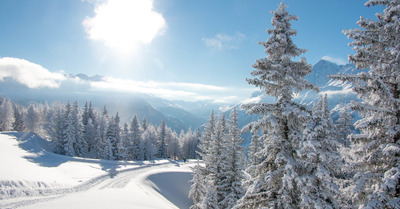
[297, 94, 343, 208]
[330, 0, 400, 208]
[235, 2, 330, 208]
[190, 109, 244, 209]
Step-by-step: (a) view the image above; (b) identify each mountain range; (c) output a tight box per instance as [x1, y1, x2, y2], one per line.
[0, 59, 364, 133]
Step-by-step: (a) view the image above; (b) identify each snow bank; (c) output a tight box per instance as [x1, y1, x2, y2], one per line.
[147, 171, 194, 209]
[0, 132, 195, 208]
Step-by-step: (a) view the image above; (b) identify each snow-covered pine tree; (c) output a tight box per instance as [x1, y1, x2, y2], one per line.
[70, 101, 87, 157]
[46, 102, 66, 154]
[157, 120, 167, 158]
[221, 108, 244, 209]
[335, 106, 353, 147]
[248, 130, 261, 166]
[189, 162, 206, 209]
[107, 113, 122, 159]
[94, 110, 109, 159]
[142, 117, 148, 131]
[0, 98, 14, 131]
[25, 105, 41, 132]
[129, 115, 143, 160]
[210, 113, 228, 207]
[236, 2, 318, 208]
[82, 101, 89, 127]
[194, 127, 201, 159]
[102, 115, 117, 160]
[167, 130, 180, 160]
[181, 128, 199, 160]
[198, 110, 216, 164]
[330, 1, 400, 208]
[63, 102, 75, 156]
[189, 111, 216, 208]
[84, 118, 97, 157]
[141, 125, 157, 160]
[297, 94, 342, 208]
[12, 104, 25, 131]
[180, 129, 191, 159]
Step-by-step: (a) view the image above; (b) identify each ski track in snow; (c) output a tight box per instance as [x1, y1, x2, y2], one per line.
[0, 132, 194, 209]
[0, 161, 172, 208]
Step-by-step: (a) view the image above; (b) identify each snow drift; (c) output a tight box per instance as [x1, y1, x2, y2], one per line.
[0, 132, 194, 209]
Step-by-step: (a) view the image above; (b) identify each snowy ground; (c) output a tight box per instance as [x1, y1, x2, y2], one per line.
[0, 132, 195, 209]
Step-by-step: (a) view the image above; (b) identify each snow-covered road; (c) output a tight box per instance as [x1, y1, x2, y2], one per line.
[0, 132, 194, 209]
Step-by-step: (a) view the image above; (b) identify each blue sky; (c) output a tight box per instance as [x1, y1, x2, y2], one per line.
[0, 0, 382, 103]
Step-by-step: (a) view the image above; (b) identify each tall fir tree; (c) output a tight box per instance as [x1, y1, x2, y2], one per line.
[236, 2, 318, 208]
[95, 111, 109, 159]
[221, 108, 244, 208]
[190, 111, 216, 208]
[12, 104, 25, 131]
[297, 95, 342, 208]
[71, 101, 87, 157]
[189, 163, 206, 209]
[142, 123, 158, 160]
[335, 106, 353, 147]
[129, 115, 142, 160]
[157, 120, 167, 158]
[0, 98, 14, 131]
[63, 102, 75, 156]
[25, 105, 40, 132]
[330, 1, 400, 208]
[212, 113, 228, 207]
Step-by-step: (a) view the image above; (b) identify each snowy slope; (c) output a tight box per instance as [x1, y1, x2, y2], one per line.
[0, 132, 194, 209]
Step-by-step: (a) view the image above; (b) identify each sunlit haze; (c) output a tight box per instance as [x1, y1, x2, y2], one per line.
[83, 0, 166, 53]
[0, 0, 382, 103]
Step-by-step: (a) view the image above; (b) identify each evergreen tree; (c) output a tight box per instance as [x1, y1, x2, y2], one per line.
[129, 115, 142, 160]
[297, 95, 342, 208]
[157, 120, 167, 158]
[198, 110, 216, 163]
[63, 102, 75, 156]
[71, 101, 87, 157]
[248, 130, 261, 166]
[330, 1, 400, 207]
[220, 108, 244, 209]
[189, 111, 216, 208]
[103, 113, 122, 160]
[189, 163, 206, 209]
[94, 112, 108, 159]
[212, 113, 228, 207]
[236, 3, 318, 208]
[194, 127, 201, 159]
[47, 102, 66, 154]
[84, 118, 97, 156]
[142, 117, 148, 131]
[142, 123, 157, 160]
[82, 101, 89, 126]
[103, 115, 117, 160]
[167, 130, 180, 160]
[25, 105, 40, 132]
[0, 98, 14, 131]
[336, 106, 353, 147]
[12, 104, 25, 131]
[201, 184, 218, 209]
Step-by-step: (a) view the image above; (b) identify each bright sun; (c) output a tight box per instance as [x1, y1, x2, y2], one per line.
[83, 0, 166, 52]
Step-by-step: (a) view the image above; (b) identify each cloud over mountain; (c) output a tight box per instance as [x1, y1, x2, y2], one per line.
[0, 57, 66, 89]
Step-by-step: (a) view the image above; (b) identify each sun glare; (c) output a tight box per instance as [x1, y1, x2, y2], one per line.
[83, 0, 166, 52]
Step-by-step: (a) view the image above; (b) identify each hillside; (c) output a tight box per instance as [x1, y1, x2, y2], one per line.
[0, 132, 194, 209]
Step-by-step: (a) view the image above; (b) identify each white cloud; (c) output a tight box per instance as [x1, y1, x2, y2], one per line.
[90, 76, 251, 103]
[202, 32, 246, 50]
[83, 0, 166, 52]
[321, 55, 347, 65]
[0, 57, 66, 88]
